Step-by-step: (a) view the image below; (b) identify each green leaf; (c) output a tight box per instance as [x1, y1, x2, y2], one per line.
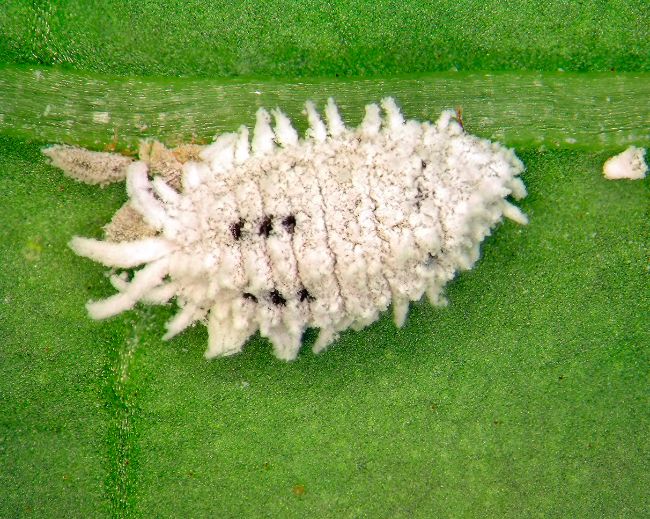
[1, 67, 649, 151]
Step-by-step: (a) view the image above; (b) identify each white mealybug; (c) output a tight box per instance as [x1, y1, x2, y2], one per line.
[43, 98, 528, 361]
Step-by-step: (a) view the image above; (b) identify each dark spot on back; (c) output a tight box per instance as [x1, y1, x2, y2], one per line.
[415, 186, 424, 210]
[425, 253, 437, 267]
[259, 215, 273, 237]
[230, 218, 245, 240]
[242, 292, 258, 303]
[421, 160, 429, 170]
[282, 214, 296, 234]
[269, 289, 286, 306]
[298, 288, 315, 302]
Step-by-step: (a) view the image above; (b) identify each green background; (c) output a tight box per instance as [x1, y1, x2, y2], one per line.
[1, 1, 648, 517]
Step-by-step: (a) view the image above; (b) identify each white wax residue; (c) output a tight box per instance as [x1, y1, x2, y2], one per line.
[603, 146, 648, 180]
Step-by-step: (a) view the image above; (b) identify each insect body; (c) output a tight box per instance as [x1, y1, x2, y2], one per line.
[44, 98, 527, 360]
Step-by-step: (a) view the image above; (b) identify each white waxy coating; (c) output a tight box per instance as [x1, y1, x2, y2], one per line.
[65, 98, 527, 360]
[603, 146, 648, 180]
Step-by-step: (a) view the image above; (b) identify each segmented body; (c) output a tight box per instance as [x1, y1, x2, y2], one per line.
[62, 98, 527, 360]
